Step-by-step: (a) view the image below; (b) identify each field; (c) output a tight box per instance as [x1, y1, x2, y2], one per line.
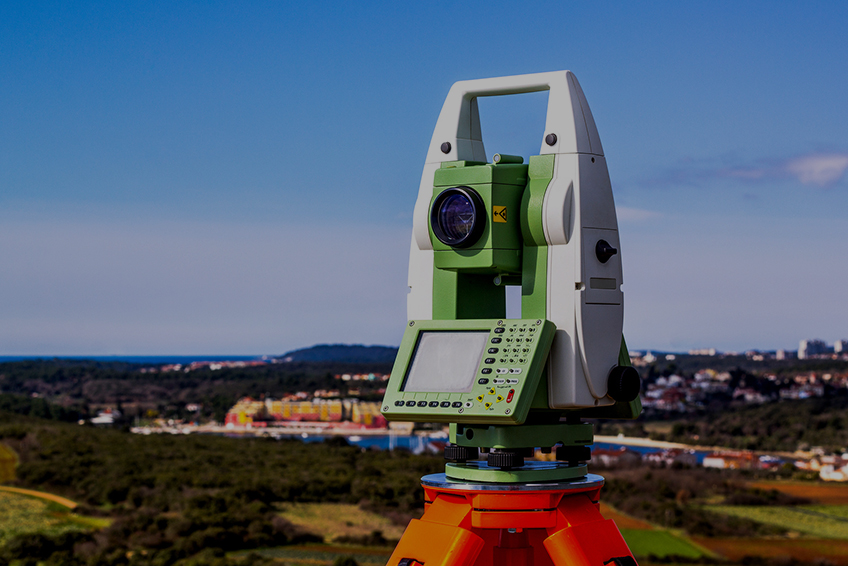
[619, 529, 708, 559]
[260, 501, 710, 564]
[277, 503, 409, 542]
[706, 505, 848, 538]
[691, 481, 848, 564]
[693, 538, 848, 565]
[601, 503, 711, 560]
[599, 503, 654, 530]
[0, 491, 107, 544]
[748, 480, 848, 504]
[240, 544, 392, 565]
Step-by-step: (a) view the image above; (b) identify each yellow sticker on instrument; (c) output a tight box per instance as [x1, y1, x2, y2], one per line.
[493, 206, 507, 223]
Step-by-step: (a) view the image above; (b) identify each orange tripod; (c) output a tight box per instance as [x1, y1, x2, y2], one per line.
[387, 473, 637, 566]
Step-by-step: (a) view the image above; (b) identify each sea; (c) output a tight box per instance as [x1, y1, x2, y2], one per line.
[246, 432, 715, 464]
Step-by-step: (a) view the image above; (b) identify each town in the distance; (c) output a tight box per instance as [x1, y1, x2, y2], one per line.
[106, 337, 848, 482]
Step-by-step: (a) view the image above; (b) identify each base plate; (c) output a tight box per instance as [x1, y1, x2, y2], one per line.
[444, 460, 588, 483]
[423, 471, 604, 492]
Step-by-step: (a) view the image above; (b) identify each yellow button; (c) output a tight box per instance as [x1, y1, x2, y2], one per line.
[484, 402, 492, 409]
[496, 395, 504, 402]
[488, 388, 496, 395]
[476, 395, 484, 402]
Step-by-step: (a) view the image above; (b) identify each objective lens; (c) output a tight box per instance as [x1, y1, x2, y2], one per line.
[430, 186, 484, 248]
[439, 194, 475, 241]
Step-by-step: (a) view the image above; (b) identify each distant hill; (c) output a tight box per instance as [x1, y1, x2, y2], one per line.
[277, 344, 398, 364]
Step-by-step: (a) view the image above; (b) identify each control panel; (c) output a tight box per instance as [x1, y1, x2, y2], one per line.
[381, 318, 556, 425]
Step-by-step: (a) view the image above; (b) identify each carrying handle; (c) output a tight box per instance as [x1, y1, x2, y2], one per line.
[425, 70, 604, 164]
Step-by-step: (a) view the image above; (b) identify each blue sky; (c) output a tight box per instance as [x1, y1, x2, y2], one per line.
[2, 2, 847, 355]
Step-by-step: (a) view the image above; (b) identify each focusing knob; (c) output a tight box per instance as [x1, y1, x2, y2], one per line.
[444, 445, 478, 462]
[487, 450, 524, 469]
[556, 445, 592, 463]
[595, 239, 618, 263]
[607, 366, 641, 402]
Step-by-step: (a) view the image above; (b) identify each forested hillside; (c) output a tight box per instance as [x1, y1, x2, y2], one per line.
[0, 412, 436, 565]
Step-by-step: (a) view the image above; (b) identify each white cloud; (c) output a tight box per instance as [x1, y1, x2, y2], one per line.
[649, 151, 848, 189]
[785, 153, 848, 186]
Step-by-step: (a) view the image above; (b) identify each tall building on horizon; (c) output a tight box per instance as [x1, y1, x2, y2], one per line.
[799, 339, 828, 360]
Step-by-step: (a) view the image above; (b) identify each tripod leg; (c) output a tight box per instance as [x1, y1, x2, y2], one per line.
[544, 494, 637, 566]
[387, 493, 485, 566]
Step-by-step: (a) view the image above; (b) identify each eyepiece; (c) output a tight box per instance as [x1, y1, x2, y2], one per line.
[430, 187, 485, 248]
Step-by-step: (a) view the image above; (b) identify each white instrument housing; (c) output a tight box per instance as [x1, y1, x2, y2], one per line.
[407, 71, 623, 409]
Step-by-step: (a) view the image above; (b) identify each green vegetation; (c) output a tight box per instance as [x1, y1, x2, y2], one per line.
[0, 492, 93, 542]
[602, 468, 796, 537]
[658, 395, 848, 452]
[804, 504, 848, 518]
[0, 442, 16, 482]
[706, 505, 848, 539]
[278, 503, 406, 543]
[0, 393, 83, 422]
[242, 545, 389, 565]
[619, 529, 707, 559]
[0, 411, 438, 565]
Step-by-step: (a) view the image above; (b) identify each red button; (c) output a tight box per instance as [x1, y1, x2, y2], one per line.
[506, 389, 515, 403]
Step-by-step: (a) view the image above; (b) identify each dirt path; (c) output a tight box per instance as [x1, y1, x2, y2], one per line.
[0, 485, 78, 509]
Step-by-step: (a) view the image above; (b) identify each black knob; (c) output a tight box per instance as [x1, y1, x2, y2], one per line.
[545, 133, 557, 146]
[487, 450, 524, 469]
[440, 142, 451, 154]
[556, 445, 592, 463]
[607, 366, 641, 402]
[595, 239, 618, 263]
[444, 444, 478, 462]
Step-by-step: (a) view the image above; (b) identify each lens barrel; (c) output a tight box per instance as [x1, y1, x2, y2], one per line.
[430, 187, 485, 248]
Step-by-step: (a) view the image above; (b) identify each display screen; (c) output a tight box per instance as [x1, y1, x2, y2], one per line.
[402, 331, 488, 393]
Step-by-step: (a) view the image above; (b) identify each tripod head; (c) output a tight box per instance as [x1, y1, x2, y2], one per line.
[380, 71, 641, 482]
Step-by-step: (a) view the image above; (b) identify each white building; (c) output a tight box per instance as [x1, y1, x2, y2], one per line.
[799, 339, 828, 359]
